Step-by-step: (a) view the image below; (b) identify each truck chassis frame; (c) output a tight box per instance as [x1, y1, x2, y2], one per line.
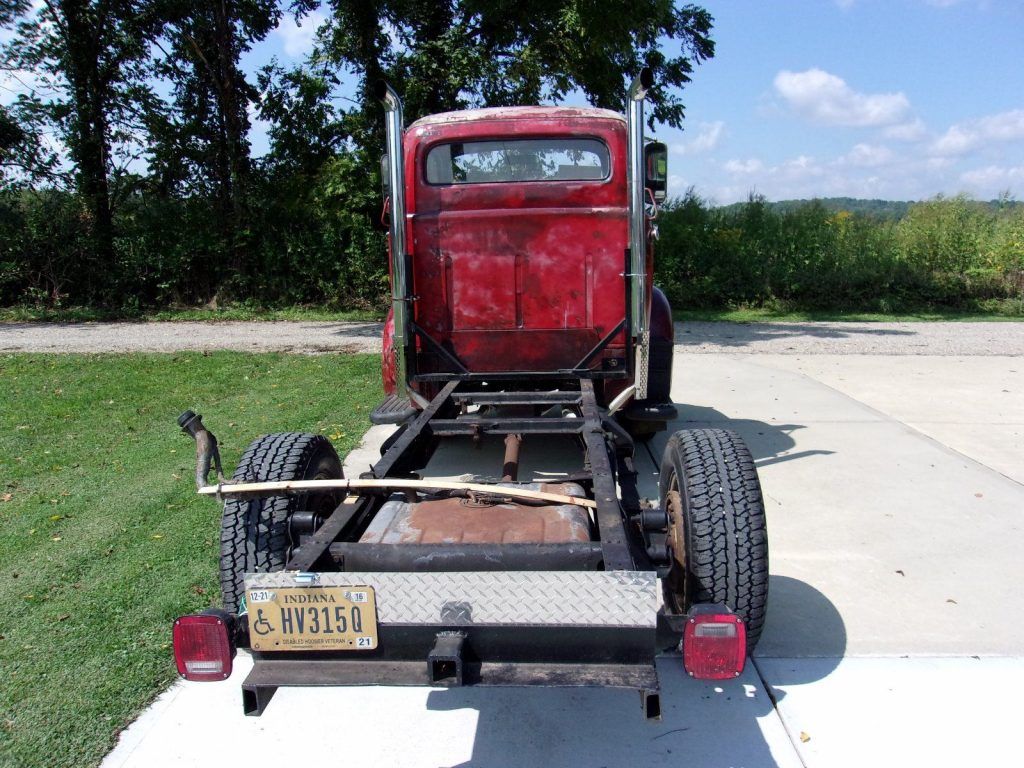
[230, 376, 675, 720]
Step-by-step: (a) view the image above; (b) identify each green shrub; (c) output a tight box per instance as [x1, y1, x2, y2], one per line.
[656, 193, 1024, 312]
[1, 181, 1022, 316]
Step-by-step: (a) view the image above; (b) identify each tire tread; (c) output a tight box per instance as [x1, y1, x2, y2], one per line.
[661, 428, 769, 650]
[219, 433, 340, 612]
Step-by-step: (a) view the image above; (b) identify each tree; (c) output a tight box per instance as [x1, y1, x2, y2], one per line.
[310, 0, 714, 143]
[151, 0, 280, 294]
[0, 105, 25, 154]
[1, 0, 161, 274]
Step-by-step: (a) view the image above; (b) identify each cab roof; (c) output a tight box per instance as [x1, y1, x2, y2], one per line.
[409, 105, 626, 128]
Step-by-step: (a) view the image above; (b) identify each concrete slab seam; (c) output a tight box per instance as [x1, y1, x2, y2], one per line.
[751, 656, 811, 768]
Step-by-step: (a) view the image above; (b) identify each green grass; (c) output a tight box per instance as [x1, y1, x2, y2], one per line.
[0, 352, 382, 768]
[0, 305, 384, 323]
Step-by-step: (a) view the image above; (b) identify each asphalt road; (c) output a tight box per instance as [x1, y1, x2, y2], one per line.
[86, 326, 1024, 768]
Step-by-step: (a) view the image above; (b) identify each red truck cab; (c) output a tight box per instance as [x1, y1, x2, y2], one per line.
[376, 85, 676, 435]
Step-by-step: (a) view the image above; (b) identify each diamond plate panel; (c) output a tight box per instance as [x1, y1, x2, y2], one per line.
[635, 329, 650, 400]
[245, 570, 659, 628]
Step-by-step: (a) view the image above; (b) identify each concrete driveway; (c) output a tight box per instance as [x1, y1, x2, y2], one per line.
[102, 335, 1024, 767]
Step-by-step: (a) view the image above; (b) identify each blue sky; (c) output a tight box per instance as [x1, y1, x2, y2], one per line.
[657, 0, 1024, 202]
[5, 1, 1023, 204]
[250, 0, 1024, 203]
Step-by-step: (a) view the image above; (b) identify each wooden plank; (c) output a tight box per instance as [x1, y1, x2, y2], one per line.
[199, 477, 597, 509]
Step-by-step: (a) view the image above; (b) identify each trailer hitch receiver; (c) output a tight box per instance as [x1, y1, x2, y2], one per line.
[428, 631, 467, 685]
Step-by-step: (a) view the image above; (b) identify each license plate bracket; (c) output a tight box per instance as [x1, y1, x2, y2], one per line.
[247, 585, 378, 651]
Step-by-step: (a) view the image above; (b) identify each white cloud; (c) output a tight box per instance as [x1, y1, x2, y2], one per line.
[883, 118, 927, 142]
[960, 164, 1024, 188]
[773, 68, 911, 127]
[724, 158, 765, 175]
[930, 109, 1024, 156]
[273, 11, 325, 59]
[703, 138, 985, 203]
[835, 0, 856, 9]
[724, 155, 825, 184]
[680, 106, 1024, 204]
[930, 125, 976, 156]
[782, 155, 824, 177]
[840, 143, 897, 168]
[673, 121, 724, 155]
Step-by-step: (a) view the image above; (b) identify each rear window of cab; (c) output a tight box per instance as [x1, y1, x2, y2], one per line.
[425, 138, 610, 185]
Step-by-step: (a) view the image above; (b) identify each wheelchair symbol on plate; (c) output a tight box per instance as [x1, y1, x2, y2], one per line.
[252, 609, 274, 636]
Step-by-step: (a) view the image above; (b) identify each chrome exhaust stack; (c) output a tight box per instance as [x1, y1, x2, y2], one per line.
[376, 80, 409, 399]
[627, 68, 654, 399]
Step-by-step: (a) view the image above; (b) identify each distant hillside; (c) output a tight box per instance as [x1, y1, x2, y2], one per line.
[716, 197, 911, 220]
[715, 197, 1021, 221]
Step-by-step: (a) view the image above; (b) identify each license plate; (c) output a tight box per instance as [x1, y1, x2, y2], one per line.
[246, 585, 378, 651]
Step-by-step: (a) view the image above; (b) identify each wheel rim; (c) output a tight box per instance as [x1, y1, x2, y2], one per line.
[664, 471, 690, 613]
[287, 465, 342, 557]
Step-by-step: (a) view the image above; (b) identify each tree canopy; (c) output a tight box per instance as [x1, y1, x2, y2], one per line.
[0, 0, 715, 309]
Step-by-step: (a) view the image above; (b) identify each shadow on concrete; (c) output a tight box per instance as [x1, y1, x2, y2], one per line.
[673, 321, 915, 351]
[633, 403, 835, 502]
[425, 576, 844, 768]
[755, 575, 847, 666]
[675, 404, 835, 469]
[0, 321, 103, 331]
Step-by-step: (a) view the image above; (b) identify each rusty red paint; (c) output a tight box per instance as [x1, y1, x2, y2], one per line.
[381, 307, 396, 396]
[397, 108, 653, 380]
[358, 483, 592, 545]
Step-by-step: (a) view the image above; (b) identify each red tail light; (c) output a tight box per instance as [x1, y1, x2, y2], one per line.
[683, 606, 746, 680]
[173, 613, 235, 681]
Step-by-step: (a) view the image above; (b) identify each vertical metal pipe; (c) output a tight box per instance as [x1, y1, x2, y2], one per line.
[502, 433, 523, 482]
[377, 81, 409, 398]
[627, 68, 654, 400]
[627, 68, 653, 339]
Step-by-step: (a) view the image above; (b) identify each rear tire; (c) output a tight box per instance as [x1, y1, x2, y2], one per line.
[220, 433, 342, 613]
[660, 428, 769, 651]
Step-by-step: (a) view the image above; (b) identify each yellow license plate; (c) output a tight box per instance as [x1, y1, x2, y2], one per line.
[246, 585, 378, 651]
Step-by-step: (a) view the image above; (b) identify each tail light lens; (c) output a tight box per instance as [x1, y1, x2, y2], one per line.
[683, 606, 746, 680]
[173, 613, 235, 681]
